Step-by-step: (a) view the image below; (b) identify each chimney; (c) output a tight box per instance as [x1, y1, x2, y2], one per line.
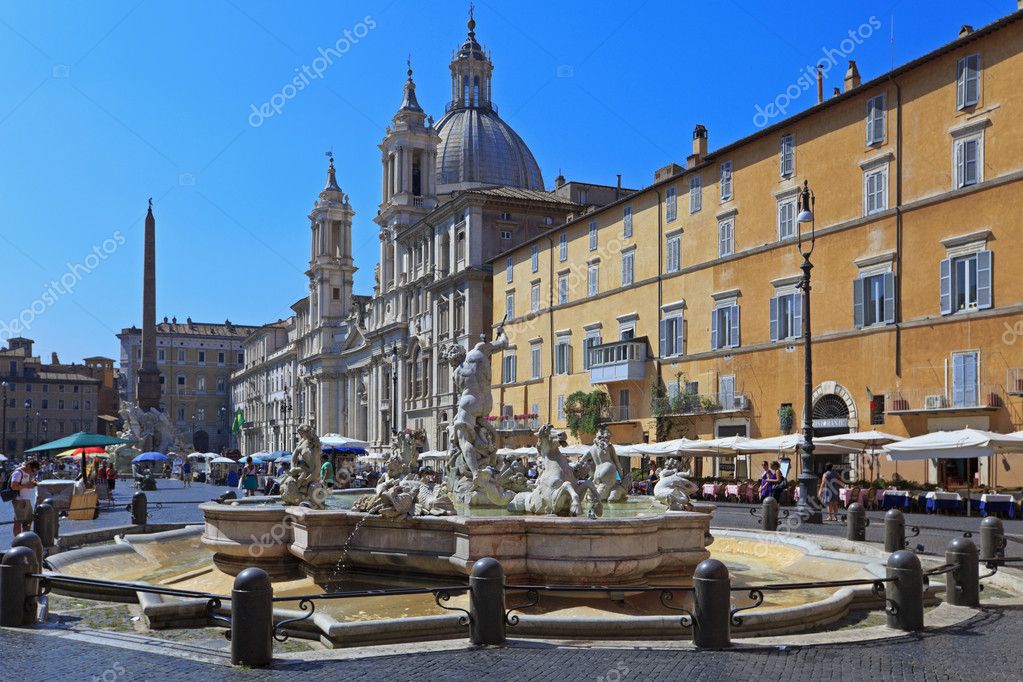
[958, 25, 974, 38]
[51, 352, 59, 365]
[833, 86, 841, 98]
[816, 65, 824, 103]
[554, 171, 566, 188]
[844, 60, 861, 92]
[616, 173, 622, 200]
[688, 124, 708, 168]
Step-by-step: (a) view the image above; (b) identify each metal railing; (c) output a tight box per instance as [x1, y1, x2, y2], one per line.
[886, 385, 1004, 412]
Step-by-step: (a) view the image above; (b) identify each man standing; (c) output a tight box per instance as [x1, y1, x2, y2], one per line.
[10, 460, 40, 535]
[320, 454, 335, 489]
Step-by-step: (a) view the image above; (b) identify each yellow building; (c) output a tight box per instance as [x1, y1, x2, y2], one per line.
[491, 12, 1023, 489]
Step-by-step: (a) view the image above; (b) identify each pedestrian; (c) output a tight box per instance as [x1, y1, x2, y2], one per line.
[105, 460, 117, 502]
[818, 463, 846, 521]
[182, 459, 192, 487]
[321, 454, 335, 488]
[647, 463, 658, 496]
[241, 457, 259, 497]
[10, 460, 41, 536]
[758, 460, 775, 501]
[95, 461, 109, 501]
[770, 461, 787, 502]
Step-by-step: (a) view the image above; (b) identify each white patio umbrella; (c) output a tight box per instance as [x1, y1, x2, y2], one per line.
[629, 439, 699, 457]
[817, 430, 907, 481]
[210, 456, 239, 465]
[737, 435, 860, 456]
[883, 428, 1023, 461]
[417, 450, 448, 462]
[320, 434, 370, 450]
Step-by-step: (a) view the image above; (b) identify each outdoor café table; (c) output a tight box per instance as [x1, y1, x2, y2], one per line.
[702, 483, 721, 499]
[882, 490, 911, 509]
[925, 491, 963, 513]
[838, 488, 866, 507]
[980, 493, 1016, 518]
[725, 484, 740, 499]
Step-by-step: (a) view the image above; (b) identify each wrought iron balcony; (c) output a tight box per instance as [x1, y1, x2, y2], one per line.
[886, 385, 1003, 414]
[588, 339, 649, 384]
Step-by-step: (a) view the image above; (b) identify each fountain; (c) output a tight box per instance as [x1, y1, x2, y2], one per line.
[200, 325, 714, 586]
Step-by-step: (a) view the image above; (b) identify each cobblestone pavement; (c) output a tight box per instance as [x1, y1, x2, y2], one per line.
[2, 606, 1022, 681]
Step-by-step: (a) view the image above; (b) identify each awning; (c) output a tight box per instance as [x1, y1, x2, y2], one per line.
[884, 428, 1023, 461]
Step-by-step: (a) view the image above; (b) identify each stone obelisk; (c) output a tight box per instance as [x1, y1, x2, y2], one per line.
[136, 199, 161, 411]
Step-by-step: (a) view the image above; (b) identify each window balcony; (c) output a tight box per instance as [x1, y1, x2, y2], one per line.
[886, 386, 1003, 414]
[660, 392, 750, 417]
[588, 339, 649, 384]
[604, 404, 634, 422]
[1008, 369, 1023, 396]
[496, 416, 541, 433]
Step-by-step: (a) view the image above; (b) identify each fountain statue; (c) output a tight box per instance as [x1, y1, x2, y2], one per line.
[582, 425, 632, 503]
[442, 325, 509, 506]
[654, 458, 695, 511]
[351, 452, 456, 518]
[391, 429, 421, 472]
[508, 424, 603, 517]
[279, 424, 327, 509]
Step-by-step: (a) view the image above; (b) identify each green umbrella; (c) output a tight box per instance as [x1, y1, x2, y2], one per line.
[27, 432, 134, 486]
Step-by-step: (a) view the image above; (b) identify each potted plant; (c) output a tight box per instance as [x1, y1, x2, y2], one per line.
[778, 404, 795, 434]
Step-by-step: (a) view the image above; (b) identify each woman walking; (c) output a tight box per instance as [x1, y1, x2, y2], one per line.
[758, 460, 775, 501]
[241, 457, 259, 497]
[818, 464, 846, 521]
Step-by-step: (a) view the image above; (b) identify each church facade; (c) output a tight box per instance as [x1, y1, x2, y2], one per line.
[232, 15, 628, 453]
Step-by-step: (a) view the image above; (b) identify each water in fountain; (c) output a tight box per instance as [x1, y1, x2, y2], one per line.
[325, 515, 371, 591]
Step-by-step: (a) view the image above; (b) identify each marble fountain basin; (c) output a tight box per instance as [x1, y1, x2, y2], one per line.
[200, 493, 715, 586]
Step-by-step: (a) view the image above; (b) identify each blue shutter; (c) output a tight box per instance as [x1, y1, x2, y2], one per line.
[939, 258, 952, 315]
[955, 142, 965, 188]
[952, 354, 966, 406]
[659, 320, 668, 357]
[976, 250, 992, 310]
[710, 311, 719, 350]
[769, 296, 779, 341]
[852, 277, 864, 328]
[674, 316, 685, 356]
[730, 305, 740, 348]
[883, 273, 895, 323]
[957, 59, 966, 109]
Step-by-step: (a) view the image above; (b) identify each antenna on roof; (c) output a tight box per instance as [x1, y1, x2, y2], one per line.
[890, 15, 895, 72]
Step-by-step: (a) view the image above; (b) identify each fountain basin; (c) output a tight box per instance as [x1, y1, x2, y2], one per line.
[201, 501, 714, 586]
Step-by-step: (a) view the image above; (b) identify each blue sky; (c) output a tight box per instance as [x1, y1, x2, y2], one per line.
[0, 0, 1013, 363]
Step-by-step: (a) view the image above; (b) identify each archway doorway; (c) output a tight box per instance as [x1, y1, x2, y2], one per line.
[811, 394, 851, 477]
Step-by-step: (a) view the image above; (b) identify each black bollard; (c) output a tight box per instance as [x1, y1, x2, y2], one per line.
[12, 532, 44, 571]
[979, 516, 1005, 562]
[692, 558, 731, 648]
[945, 537, 980, 607]
[218, 490, 238, 503]
[761, 497, 779, 532]
[846, 502, 868, 541]
[230, 567, 273, 667]
[886, 550, 924, 631]
[33, 503, 58, 549]
[469, 557, 506, 645]
[884, 509, 906, 552]
[131, 491, 148, 526]
[0, 546, 40, 627]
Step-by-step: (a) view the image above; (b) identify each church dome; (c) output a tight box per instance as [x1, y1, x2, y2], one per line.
[432, 11, 544, 192]
[434, 106, 544, 191]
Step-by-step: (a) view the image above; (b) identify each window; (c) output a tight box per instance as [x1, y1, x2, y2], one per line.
[501, 353, 517, 384]
[951, 351, 979, 407]
[530, 244, 539, 272]
[711, 304, 740, 350]
[558, 274, 569, 305]
[217, 376, 226, 393]
[940, 251, 992, 314]
[689, 176, 702, 213]
[198, 351, 206, 364]
[623, 205, 633, 238]
[505, 291, 515, 319]
[158, 349, 165, 362]
[866, 94, 885, 145]
[332, 287, 340, 300]
[954, 134, 981, 188]
[666, 234, 681, 273]
[770, 292, 802, 341]
[530, 342, 542, 379]
[585, 333, 597, 370]
[558, 234, 568, 262]
[617, 389, 630, 420]
[659, 314, 684, 357]
[621, 250, 634, 286]
[587, 263, 599, 296]
[218, 351, 225, 365]
[864, 166, 888, 214]
[24, 398, 32, 409]
[578, 189, 588, 204]
[665, 187, 677, 222]
[956, 54, 980, 110]
[718, 218, 734, 257]
[58, 400, 64, 410]
[780, 134, 795, 177]
[777, 199, 796, 240]
[499, 212, 513, 221]
[530, 282, 540, 312]
[177, 375, 185, 386]
[588, 221, 598, 250]
[177, 349, 185, 362]
[555, 338, 572, 375]
[506, 257, 514, 283]
[557, 395, 566, 421]
[500, 230, 512, 240]
[196, 375, 206, 393]
[237, 352, 244, 364]
[41, 399, 48, 409]
[853, 272, 895, 327]
[720, 161, 733, 201]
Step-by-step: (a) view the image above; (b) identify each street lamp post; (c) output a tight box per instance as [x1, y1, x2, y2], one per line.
[390, 344, 399, 439]
[795, 179, 822, 524]
[281, 388, 293, 449]
[1, 381, 8, 454]
[24, 401, 31, 452]
[35, 411, 41, 442]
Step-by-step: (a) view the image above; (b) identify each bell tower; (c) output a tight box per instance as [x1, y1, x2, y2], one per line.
[307, 154, 356, 326]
